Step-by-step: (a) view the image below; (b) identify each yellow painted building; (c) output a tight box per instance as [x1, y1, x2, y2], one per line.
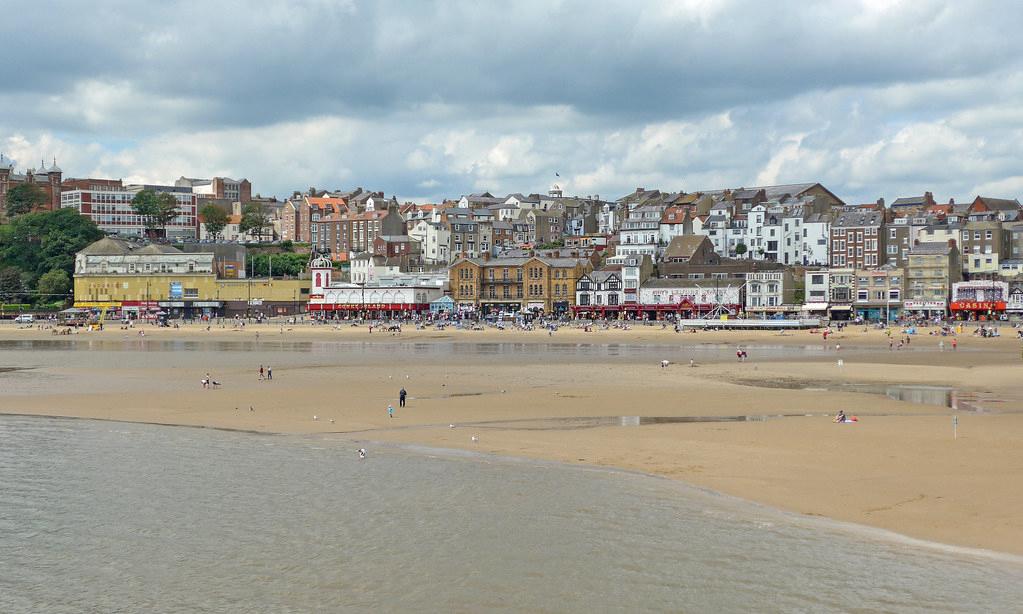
[73, 237, 309, 317]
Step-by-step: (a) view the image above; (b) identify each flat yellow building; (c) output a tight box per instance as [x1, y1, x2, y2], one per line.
[74, 237, 309, 317]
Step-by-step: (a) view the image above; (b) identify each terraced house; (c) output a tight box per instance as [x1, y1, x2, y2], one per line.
[449, 253, 592, 315]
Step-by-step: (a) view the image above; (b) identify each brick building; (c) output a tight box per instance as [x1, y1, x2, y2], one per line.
[831, 207, 886, 268]
[0, 155, 63, 216]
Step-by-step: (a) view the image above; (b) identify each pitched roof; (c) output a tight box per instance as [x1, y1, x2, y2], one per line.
[134, 243, 182, 255]
[78, 237, 134, 256]
[664, 235, 711, 260]
[974, 196, 1021, 211]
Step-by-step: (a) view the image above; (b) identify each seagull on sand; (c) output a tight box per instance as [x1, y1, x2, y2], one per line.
[313, 415, 319, 421]
[471, 435, 479, 443]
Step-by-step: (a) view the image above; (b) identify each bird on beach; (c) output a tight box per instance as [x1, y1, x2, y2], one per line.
[358, 448, 367, 459]
[249, 406, 254, 412]
[449, 424, 455, 429]
[471, 435, 479, 443]
[330, 418, 335, 424]
[313, 415, 319, 421]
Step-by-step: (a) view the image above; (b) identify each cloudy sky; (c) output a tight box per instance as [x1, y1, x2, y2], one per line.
[2, 0, 1021, 204]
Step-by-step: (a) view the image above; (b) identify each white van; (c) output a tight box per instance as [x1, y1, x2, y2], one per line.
[14, 314, 34, 324]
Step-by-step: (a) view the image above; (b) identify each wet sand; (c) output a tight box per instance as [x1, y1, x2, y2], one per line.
[2, 321, 1022, 554]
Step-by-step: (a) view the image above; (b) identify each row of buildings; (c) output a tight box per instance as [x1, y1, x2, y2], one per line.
[72, 231, 1016, 322]
[27, 153, 1021, 320]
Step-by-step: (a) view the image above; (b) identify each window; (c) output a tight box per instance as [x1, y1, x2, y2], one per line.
[184, 288, 199, 298]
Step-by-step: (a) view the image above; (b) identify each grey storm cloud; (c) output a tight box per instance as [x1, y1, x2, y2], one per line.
[1, 0, 1022, 203]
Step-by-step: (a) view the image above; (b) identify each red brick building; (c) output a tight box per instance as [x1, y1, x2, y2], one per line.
[0, 155, 63, 216]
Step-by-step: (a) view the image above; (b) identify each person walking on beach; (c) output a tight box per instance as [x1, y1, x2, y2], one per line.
[952, 338, 957, 351]
[399, 387, 407, 408]
[267, 365, 272, 381]
[259, 365, 265, 381]
[387, 404, 394, 419]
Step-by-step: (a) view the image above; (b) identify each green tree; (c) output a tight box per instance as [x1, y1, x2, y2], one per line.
[239, 202, 270, 241]
[5, 183, 47, 218]
[248, 253, 307, 277]
[152, 192, 181, 237]
[0, 266, 24, 303]
[131, 190, 180, 238]
[130, 189, 159, 232]
[735, 243, 748, 258]
[0, 208, 103, 286]
[37, 268, 71, 300]
[200, 203, 229, 239]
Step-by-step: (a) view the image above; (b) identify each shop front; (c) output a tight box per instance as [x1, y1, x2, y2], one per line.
[949, 300, 1006, 320]
[853, 302, 901, 322]
[828, 305, 852, 320]
[903, 300, 947, 318]
[308, 302, 430, 319]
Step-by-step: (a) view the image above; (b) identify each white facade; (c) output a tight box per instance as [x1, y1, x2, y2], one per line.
[606, 254, 647, 304]
[618, 205, 662, 258]
[199, 220, 249, 243]
[575, 272, 623, 308]
[62, 188, 198, 239]
[745, 271, 787, 310]
[75, 249, 214, 277]
[350, 255, 400, 284]
[802, 218, 831, 266]
[308, 258, 445, 312]
[803, 270, 830, 308]
[409, 220, 451, 264]
[639, 282, 742, 307]
[598, 202, 620, 235]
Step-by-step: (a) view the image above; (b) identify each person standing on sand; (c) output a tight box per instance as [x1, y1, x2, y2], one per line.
[388, 404, 394, 419]
[952, 338, 957, 351]
[267, 366, 272, 381]
[399, 387, 406, 408]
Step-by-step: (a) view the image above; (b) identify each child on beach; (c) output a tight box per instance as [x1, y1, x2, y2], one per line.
[388, 405, 394, 418]
[259, 365, 265, 380]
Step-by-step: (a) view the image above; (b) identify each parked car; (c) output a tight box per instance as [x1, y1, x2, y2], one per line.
[14, 314, 34, 324]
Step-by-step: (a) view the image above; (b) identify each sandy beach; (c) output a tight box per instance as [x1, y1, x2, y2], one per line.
[2, 321, 1021, 555]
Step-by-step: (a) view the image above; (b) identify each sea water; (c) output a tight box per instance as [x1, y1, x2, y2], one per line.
[1, 415, 1020, 613]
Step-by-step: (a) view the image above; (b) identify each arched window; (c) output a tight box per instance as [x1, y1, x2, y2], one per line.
[315, 272, 322, 286]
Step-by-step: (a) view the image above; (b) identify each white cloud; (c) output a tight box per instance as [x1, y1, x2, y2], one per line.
[2, 1, 1023, 204]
